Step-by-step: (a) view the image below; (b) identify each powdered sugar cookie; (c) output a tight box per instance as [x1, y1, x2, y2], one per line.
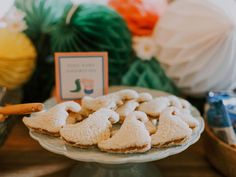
[82, 96, 117, 112]
[168, 95, 182, 108]
[115, 100, 139, 122]
[179, 98, 191, 110]
[98, 111, 151, 153]
[138, 97, 170, 118]
[151, 107, 192, 148]
[68, 107, 92, 123]
[167, 96, 196, 128]
[66, 112, 79, 124]
[136, 92, 153, 103]
[145, 120, 157, 135]
[60, 108, 119, 148]
[81, 89, 139, 112]
[23, 101, 81, 137]
[178, 109, 199, 129]
[116, 89, 139, 101]
[168, 95, 191, 111]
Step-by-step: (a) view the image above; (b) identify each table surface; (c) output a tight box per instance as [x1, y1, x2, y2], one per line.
[0, 119, 223, 177]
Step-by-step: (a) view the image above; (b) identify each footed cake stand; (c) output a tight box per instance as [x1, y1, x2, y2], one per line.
[29, 87, 205, 177]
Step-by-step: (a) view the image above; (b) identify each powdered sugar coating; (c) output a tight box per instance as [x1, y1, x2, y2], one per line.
[116, 100, 139, 122]
[167, 95, 191, 111]
[138, 97, 170, 117]
[81, 90, 139, 112]
[151, 107, 192, 147]
[23, 101, 81, 134]
[117, 89, 139, 100]
[178, 109, 199, 129]
[179, 99, 191, 110]
[82, 96, 117, 111]
[60, 108, 119, 146]
[136, 92, 153, 103]
[98, 111, 151, 153]
[168, 96, 182, 108]
[167, 96, 197, 128]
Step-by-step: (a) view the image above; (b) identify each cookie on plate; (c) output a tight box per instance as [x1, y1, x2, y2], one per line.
[167, 95, 191, 110]
[136, 92, 153, 103]
[81, 89, 139, 112]
[98, 111, 151, 153]
[60, 108, 119, 148]
[68, 107, 92, 123]
[167, 96, 198, 128]
[178, 109, 199, 129]
[145, 120, 157, 135]
[138, 97, 170, 119]
[116, 89, 139, 101]
[23, 101, 81, 137]
[115, 100, 139, 122]
[151, 107, 192, 148]
[82, 96, 117, 112]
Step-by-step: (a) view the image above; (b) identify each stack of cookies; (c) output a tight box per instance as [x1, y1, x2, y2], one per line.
[23, 89, 199, 153]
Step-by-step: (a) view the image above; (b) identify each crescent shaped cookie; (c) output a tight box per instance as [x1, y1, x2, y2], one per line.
[116, 89, 139, 101]
[81, 89, 139, 112]
[145, 120, 157, 135]
[168, 95, 191, 110]
[115, 100, 139, 122]
[138, 97, 170, 118]
[136, 92, 153, 103]
[178, 109, 199, 129]
[151, 107, 192, 148]
[98, 111, 151, 153]
[23, 101, 81, 137]
[81, 96, 117, 112]
[68, 106, 92, 123]
[60, 108, 119, 148]
[167, 96, 197, 128]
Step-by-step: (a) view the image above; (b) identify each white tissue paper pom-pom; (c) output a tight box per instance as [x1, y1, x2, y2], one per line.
[1, 6, 27, 32]
[154, 0, 236, 95]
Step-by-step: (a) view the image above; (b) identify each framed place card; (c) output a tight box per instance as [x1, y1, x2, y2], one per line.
[55, 52, 108, 102]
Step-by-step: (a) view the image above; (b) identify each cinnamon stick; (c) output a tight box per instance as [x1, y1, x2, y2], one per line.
[0, 103, 44, 115]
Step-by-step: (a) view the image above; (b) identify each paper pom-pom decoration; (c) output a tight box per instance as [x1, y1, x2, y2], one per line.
[154, 0, 236, 95]
[0, 29, 36, 89]
[15, 0, 69, 40]
[108, 0, 167, 36]
[15, 0, 70, 102]
[50, 3, 133, 85]
[132, 36, 157, 60]
[122, 58, 179, 94]
[71, 0, 108, 4]
[0, 6, 27, 32]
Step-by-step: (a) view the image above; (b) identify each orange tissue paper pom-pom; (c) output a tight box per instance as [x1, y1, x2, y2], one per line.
[108, 0, 167, 36]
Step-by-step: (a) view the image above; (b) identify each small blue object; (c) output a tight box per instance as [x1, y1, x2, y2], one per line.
[207, 100, 232, 127]
[207, 91, 236, 145]
[84, 89, 94, 95]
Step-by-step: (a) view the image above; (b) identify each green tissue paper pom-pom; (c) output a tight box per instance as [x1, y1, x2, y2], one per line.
[122, 58, 179, 95]
[50, 3, 133, 85]
[15, 0, 70, 102]
[15, 0, 69, 41]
